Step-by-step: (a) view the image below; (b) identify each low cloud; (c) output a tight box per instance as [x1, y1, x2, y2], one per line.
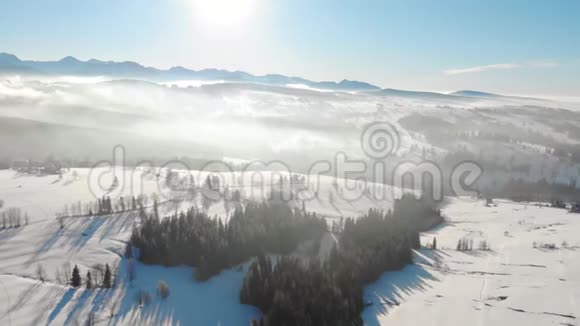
[444, 63, 520, 75]
[444, 60, 560, 75]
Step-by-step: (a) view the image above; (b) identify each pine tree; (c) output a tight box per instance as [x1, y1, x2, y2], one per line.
[103, 264, 112, 288]
[86, 271, 93, 289]
[71, 265, 81, 287]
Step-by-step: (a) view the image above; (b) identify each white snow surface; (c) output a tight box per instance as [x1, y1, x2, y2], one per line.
[363, 197, 580, 325]
[1, 168, 579, 325]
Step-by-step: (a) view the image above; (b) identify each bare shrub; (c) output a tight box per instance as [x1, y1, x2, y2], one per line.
[534, 241, 557, 249]
[542, 243, 556, 250]
[92, 264, 105, 284]
[478, 240, 491, 251]
[157, 280, 170, 299]
[36, 264, 46, 282]
[136, 290, 152, 306]
[57, 215, 65, 229]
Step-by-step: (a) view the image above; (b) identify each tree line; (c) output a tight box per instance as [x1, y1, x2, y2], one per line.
[56, 193, 155, 218]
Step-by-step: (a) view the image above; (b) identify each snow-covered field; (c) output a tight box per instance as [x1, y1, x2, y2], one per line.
[0, 168, 406, 325]
[0, 168, 160, 222]
[0, 167, 408, 223]
[364, 197, 580, 325]
[0, 210, 260, 325]
[2, 166, 579, 325]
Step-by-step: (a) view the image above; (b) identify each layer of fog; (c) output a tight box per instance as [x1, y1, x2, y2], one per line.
[1, 75, 578, 170]
[0, 76, 375, 163]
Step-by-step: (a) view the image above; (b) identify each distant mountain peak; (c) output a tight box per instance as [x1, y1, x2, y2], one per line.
[59, 56, 81, 63]
[0, 52, 21, 64]
[337, 79, 380, 90]
[169, 66, 188, 71]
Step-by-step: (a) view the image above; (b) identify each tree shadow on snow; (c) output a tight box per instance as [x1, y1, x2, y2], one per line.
[64, 289, 92, 325]
[110, 255, 261, 325]
[362, 257, 440, 326]
[457, 249, 497, 258]
[26, 227, 66, 266]
[67, 216, 107, 253]
[416, 248, 451, 263]
[0, 226, 24, 244]
[98, 212, 135, 242]
[47, 288, 76, 324]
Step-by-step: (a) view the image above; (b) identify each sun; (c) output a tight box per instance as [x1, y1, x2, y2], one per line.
[190, 0, 260, 27]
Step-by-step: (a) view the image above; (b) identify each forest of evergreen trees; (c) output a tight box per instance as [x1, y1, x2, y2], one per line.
[131, 192, 441, 323]
[131, 201, 327, 280]
[240, 194, 441, 326]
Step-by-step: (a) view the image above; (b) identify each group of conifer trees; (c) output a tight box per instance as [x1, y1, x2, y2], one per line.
[241, 194, 441, 326]
[130, 192, 440, 324]
[70, 263, 113, 289]
[130, 201, 327, 280]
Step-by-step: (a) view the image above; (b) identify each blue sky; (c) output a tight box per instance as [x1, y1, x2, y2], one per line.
[1, 0, 579, 95]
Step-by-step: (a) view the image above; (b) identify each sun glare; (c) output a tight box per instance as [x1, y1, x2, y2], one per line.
[191, 0, 260, 27]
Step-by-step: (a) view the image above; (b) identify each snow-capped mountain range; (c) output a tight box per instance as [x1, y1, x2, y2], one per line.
[0, 51, 518, 98]
[0, 52, 382, 91]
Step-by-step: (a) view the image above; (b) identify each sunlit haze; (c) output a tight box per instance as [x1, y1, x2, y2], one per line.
[189, 0, 261, 27]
